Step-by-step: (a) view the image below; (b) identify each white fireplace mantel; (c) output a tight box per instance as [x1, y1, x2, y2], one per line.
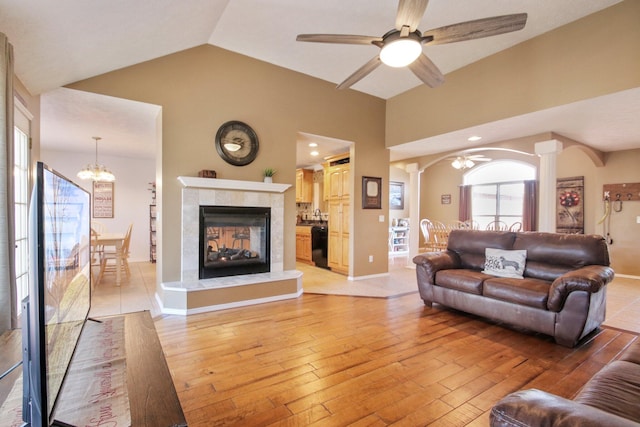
[158, 175, 301, 315]
[178, 176, 291, 193]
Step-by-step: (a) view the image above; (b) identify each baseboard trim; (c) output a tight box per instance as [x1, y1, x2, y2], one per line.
[156, 288, 304, 316]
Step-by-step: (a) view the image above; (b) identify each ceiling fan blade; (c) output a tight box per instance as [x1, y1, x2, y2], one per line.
[396, 0, 429, 32]
[422, 13, 527, 45]
[296, 34, 382, 45]
[408, 54, 445, 88]
[337, 56, 382, 90]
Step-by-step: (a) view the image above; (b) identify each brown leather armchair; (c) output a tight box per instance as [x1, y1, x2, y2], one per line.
[491, 339, 640, 426]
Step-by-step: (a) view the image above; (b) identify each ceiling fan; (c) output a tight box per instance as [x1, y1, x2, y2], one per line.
[296, 0, 527, 90]
[449, 154, 491, 170]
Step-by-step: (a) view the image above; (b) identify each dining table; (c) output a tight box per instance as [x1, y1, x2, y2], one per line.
[95, 232, 126, 286]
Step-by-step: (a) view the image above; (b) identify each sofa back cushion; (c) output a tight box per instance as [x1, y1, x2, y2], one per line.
[447, 230, 516, 270]
[513, 232, 610, 281]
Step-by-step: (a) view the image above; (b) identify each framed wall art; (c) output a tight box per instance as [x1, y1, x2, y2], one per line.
[362, 176, 382, 209]
[93, 181, 114, 218]
[556, 176, 584, 234]
[389, 181, 404, 210]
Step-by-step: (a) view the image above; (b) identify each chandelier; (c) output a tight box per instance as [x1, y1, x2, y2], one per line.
[77, 136, 115, 182]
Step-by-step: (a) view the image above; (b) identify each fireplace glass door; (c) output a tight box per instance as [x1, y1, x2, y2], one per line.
[199, 206, 271, 278]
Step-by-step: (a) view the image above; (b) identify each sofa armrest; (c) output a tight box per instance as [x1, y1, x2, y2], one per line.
[412, 251, 461, 283]
[547, 265, 615, 312]
[490, 389, 638, 427]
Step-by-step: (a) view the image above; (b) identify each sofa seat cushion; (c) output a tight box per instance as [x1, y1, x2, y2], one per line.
[575, 360, 640, 422]
[483, 277, 550, 309]
[435, 269, 493, 295]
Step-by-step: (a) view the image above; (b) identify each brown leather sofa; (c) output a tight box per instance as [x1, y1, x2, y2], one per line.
[413, 230, 614, 347]
[490, 339, 640, 426]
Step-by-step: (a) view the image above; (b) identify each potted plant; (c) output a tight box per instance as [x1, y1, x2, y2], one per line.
[263, 168, 276, 183]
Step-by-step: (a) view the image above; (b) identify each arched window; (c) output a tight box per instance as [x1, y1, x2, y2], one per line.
[463, 161, 536, 230]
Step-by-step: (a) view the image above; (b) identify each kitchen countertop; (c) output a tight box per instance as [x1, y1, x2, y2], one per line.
[296, 221, 328, 227]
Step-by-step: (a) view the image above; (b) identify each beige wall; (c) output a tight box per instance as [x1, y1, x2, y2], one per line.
[386, 1, 640, 147]
[560, 147, 640, 276]
[385, 1, 640, 275]
[401, 142, 640, 275]
[67, 45, 389, 282]
[17, 1, 640, 281]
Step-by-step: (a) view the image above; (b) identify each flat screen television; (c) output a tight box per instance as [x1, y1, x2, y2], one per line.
[22, 162, 91, 427]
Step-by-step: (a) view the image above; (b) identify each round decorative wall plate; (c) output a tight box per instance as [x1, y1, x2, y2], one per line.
[215, 120, 259, 166]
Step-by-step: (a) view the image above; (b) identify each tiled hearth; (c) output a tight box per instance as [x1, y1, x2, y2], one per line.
[157, 177, 302, 315]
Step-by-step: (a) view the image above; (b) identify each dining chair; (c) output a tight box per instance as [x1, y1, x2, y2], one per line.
[428, 220, 449, 251]
[468, 220, 480, 230]
[486, 220, 508, 231]
[207, 227, 220, 251]
[90, 228, 103, 287]
[98, 223, 133, 284]
[232, 226, 251, 249]
[419, 219, 432, 250]
[509, 221, 523, 232]
[91, 220, 107, 234]
[450, 220, 469, 229]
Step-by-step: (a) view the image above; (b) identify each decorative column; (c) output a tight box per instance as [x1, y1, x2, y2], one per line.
[535, 140, 563, 232]
[406, 163, 421, 263]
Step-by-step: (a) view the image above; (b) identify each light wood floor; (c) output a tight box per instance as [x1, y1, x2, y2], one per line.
[91, 261, 640, 426]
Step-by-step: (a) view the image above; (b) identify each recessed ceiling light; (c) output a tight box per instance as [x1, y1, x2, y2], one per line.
[468, 136, 482, 142]
[310, 151, 319, 156]
[308, 142, 318, 147]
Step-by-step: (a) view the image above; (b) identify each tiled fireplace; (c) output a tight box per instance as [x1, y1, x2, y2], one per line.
[157, 177, 302, 315]
[200, 205, 271, 279]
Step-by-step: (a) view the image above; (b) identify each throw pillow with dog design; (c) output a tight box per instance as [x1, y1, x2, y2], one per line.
[482, 248, 527, 279]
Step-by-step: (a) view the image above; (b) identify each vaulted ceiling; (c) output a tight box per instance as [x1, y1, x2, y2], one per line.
[1, 0, 637, 162]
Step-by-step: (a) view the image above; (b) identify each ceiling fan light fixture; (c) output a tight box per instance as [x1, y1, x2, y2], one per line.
[380, 38, 421, 67]
[451, 157, 475, 170]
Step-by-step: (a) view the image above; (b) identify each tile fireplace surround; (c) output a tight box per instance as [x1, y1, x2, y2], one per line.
[157, 177, 302, 315]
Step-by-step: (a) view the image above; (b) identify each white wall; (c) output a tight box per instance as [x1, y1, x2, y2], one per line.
[39, 150, 155, 262]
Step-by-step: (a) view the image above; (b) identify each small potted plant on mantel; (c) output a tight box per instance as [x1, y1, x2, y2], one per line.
[263, 168, 276, 183]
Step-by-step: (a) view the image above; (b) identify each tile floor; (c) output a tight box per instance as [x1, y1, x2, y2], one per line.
[90, 258, 640, 334]
[602, 275, 640, 333]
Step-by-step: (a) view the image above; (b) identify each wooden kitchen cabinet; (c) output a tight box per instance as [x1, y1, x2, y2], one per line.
[295, 226, 312, 263]
[296, 168, 313, 203]
[323, 153, 350, 201]
[327, 165, 349, 200]
[328, 199, 349, 274]
[324, 153, 350, 274]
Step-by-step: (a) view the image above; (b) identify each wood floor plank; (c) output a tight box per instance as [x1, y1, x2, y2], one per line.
[375, 384, 451, 424]
[429, 401, 484, 426]
[153, 292, 640, 426]
[267, 404, 331, 426]
[388, 398, 454, 426]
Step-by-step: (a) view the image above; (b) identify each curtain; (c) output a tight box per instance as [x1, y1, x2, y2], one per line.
[523, 180, 538, 231]
[458, 185, 472, 222]
[0, 33, 15, 333]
